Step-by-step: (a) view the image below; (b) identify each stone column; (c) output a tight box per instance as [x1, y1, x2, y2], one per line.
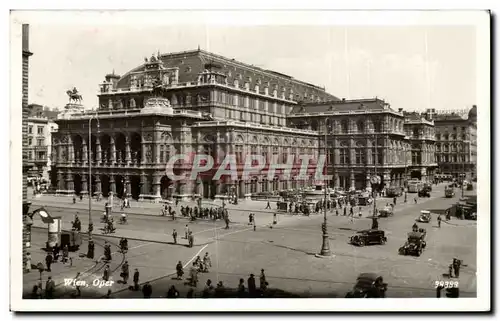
[334, 173, 340, 188]
[153, 174, 161, 198]
[215, 181, 222, 195]
[350, 170, 355, 191]
[57, 171, 65, 190]
[68, 136, 74, 164]
[82, 142, 88, 164]
[66, 172, 74, 192]
[110, 136, 116, 164]
[124, 175, 131, 198]
[140, 174, 148, 196]
[95, 176, 102, 197]
[125, 136, 131, 165]
[141, 140, 147, 165]
[197, 179, 204, 197]
[81, 175, 88, 196]
[96, 136, 102, 164]
[109, 176, 116, 195]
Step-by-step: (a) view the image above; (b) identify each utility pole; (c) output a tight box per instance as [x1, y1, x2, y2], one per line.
[318, 119, 331, 257]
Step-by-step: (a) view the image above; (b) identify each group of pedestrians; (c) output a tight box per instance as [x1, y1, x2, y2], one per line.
[44, 243, 70, 273]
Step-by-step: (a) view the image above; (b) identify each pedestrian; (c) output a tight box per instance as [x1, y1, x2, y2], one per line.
[249, 213, 254, 225]
[436, 285, 444, 298]
[343, 207, 347, 216]
[142, 282, 152, 298]
[349, 215, 354, 224]
[224, 216, 230, 229]
[404, 193, 407, 203]
[103, 264, 110, 281]
[32, 281, 42, 299]
[393, 197, 397, 206]
[414, 197, 418, 204]
[184, 224, 190, 239]
[45, 277, 55, 299]
[247, 274, 256, 297]
[62, 245, 69, 263]
[121, 261, 129, 284]
[453, 259, 461, 278]
[133, 268, 140, 291]
[45, 253, 53, 272]
[335, 209, 339, 216]
[172, 229, 178, 244]
[273, 213, 277, 225]
[253, 217, 256, 231]
[189, 263, 198, 287]
[437, 215, 442, 228]
[215, 281, 225, 298]
[237, 278, 246, 298]
[176, 261, 184, 279]
[188, 232, 194, 248]
[202, 279, 214, 298]
[448, 264, 454, 278]
[350, 207, 354, 216]
[259, 269, 268, 292]
[371, 217, 379, 230]
[167, 285, 179, 298]
[52, 244, 60, 261]
[73, 195, 76, 204]
[26, 252, 31, 272]
[265, 200, 271, 209]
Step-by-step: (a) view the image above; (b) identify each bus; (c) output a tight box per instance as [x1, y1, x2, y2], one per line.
[408, 181, 423, 193]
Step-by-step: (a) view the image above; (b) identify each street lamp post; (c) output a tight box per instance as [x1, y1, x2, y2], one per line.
[87, 115, 99, 242]
[318, 120, 331, 257]
[373, 133, 378, 216]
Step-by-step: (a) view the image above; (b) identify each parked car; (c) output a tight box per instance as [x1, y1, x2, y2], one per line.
[399, 231, 427, 256]
[417, 210, 432, 223]
[350, 229, 387, 246]
[378, 206, 394, 218]
[386, 186, 403, 197]
[345, 273, 388, 298]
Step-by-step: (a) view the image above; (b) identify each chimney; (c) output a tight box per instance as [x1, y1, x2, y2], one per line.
[398, 108, 403, 113]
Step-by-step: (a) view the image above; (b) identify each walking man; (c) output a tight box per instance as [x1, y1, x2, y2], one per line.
[184, 224, 190, 239]
[45, 253, 53, 272]
[133, 268, 140, 291]
[121, 261, 129, 284]
[172, 229, 178, 244]
[437, 215, 442, 228]
[247, 274, 257, 297]
[265, 200, 271, 209]
[188, 231, 194, 248]
[103, 265, 110, 281]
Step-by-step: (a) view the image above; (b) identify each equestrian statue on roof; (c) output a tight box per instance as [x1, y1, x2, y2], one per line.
[66, 87, 83, 104]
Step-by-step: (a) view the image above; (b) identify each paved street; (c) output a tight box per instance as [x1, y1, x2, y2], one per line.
[24, 183, 476, 298]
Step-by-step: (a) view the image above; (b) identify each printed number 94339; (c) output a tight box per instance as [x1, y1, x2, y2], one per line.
[435, 281, 459, 288]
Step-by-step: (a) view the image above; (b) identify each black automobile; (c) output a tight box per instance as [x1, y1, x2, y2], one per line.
[418, 189, 431, 197]
[399, 232, 427, 256]
[350, 229, 387, 247]
[345, 273, 388, 298]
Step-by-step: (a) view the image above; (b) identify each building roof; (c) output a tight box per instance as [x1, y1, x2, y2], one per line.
[114, 49, 339, 102]
[28, 104, 60, 121]
[290, 98, 397, 115]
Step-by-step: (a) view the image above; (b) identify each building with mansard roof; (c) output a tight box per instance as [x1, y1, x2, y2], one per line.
[51, 49, 335, 201]
[287, 98, 421, 191]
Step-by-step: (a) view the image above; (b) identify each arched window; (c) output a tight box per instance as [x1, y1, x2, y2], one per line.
[357, 120, 365, 133]
[373, 120, 382, 133]
[341, 120, 349, 133]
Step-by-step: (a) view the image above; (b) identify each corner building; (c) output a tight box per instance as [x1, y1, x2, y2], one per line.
[51, 49, 337, 201]
[287, 99, 409, 191]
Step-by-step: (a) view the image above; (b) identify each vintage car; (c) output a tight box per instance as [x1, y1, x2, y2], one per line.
[418, 189, 431, 197]
[416, 210, 432, 223]
[358, 195, 373, 206]
[386, 186, 403, 197]
[445, 187, 455, 198]
[350, 229, 387, 247]
[399, 232, 427, 256]
[378, 206, 394, 218]
[345, 273, 388, 298]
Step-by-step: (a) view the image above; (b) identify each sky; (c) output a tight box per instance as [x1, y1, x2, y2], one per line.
[27, 24, 476, 112]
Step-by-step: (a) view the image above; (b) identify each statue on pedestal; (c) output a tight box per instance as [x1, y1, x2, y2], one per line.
[66, 87, 83, 104]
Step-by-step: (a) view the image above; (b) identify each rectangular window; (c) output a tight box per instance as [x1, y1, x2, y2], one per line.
[37, 126, 44, 134]
[37, 139, 44, 146]
[28, 126, 33, 134]
[28, 138, 32, 145]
